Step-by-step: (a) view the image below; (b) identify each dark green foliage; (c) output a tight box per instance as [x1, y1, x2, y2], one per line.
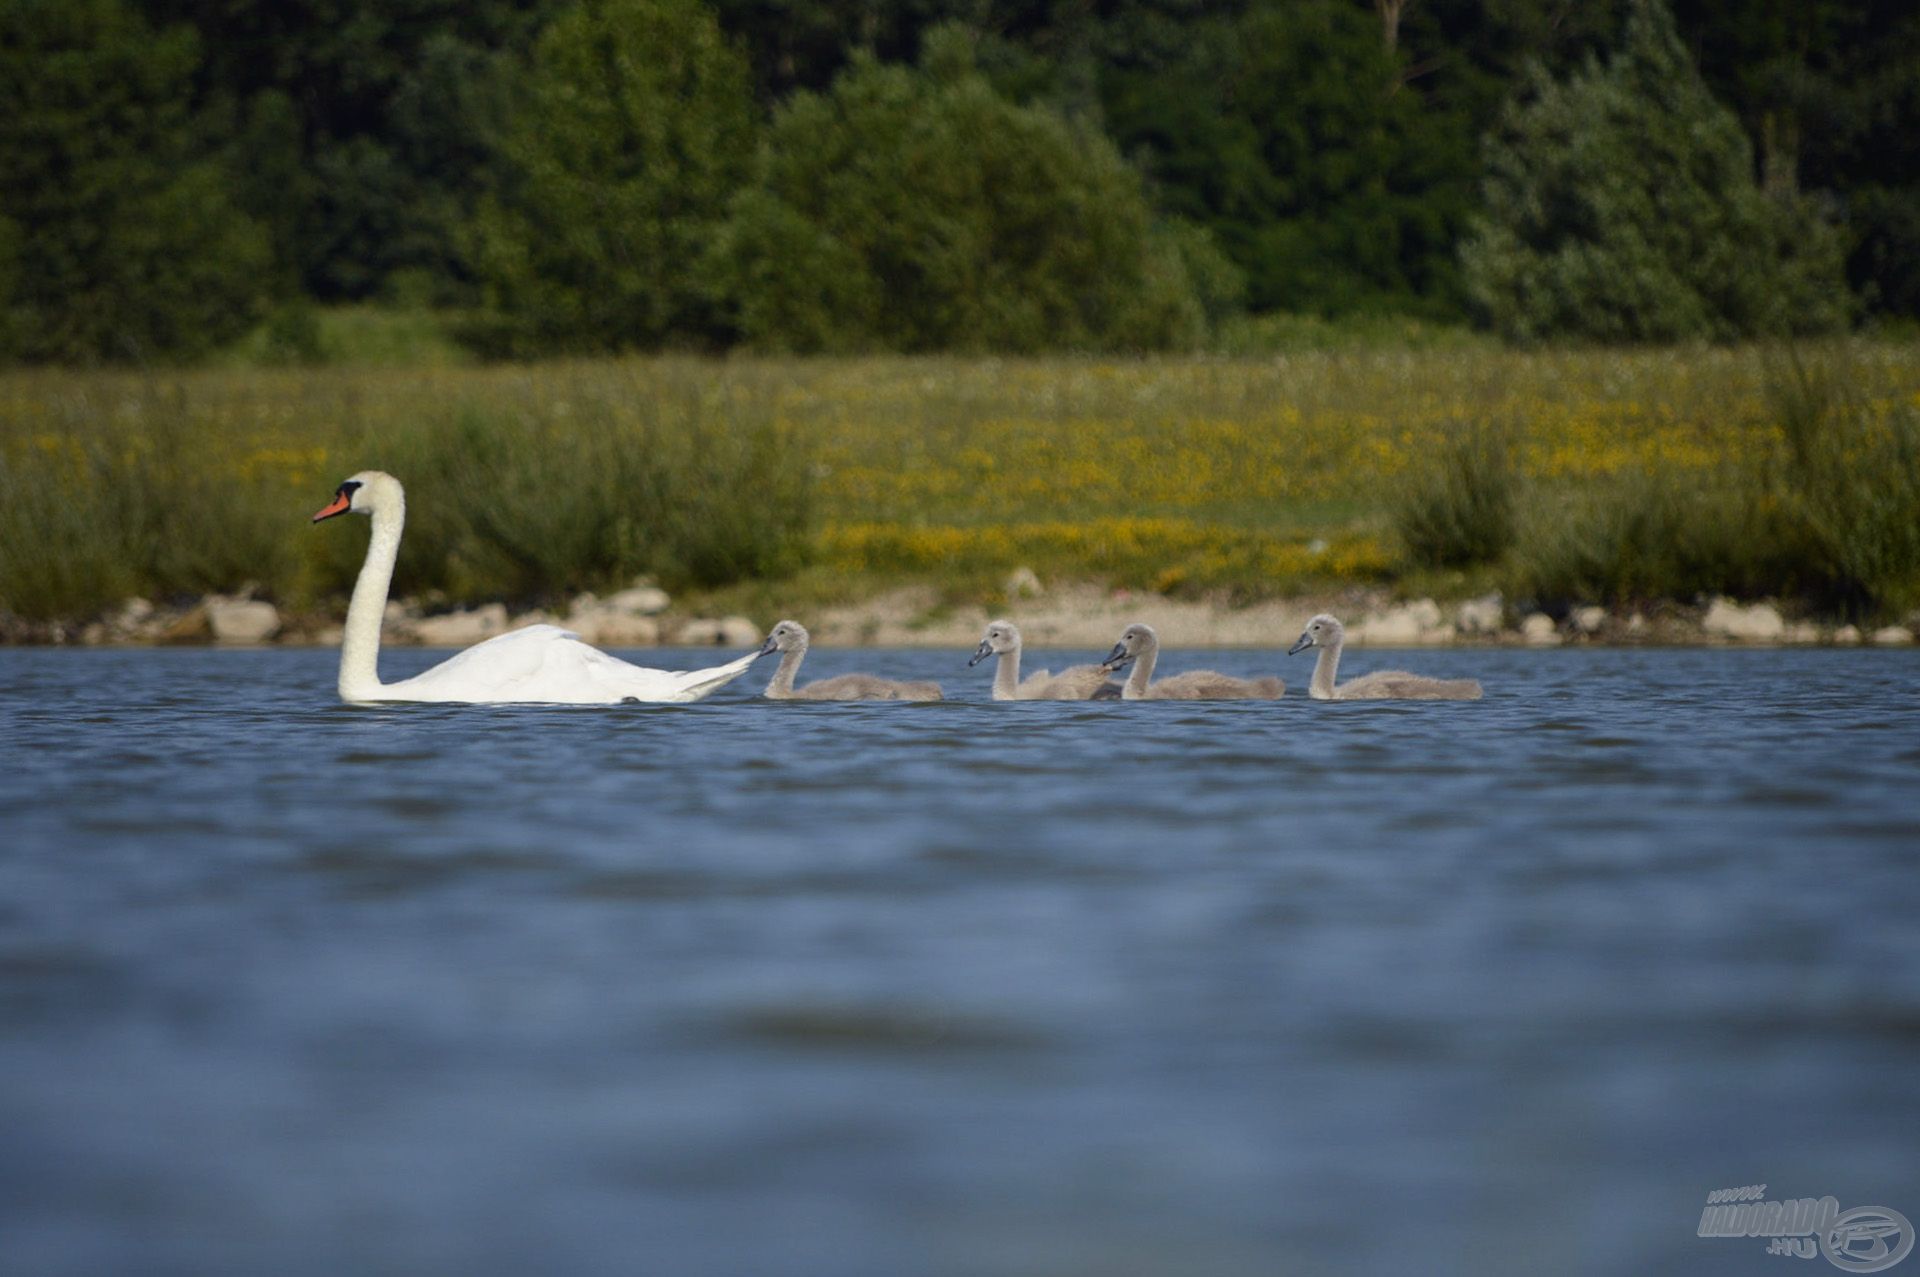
[1847, 187, 1920, 319]
[725, 30, 1215, 353]
[1101, 0, 1474, 318]
[1671, 0, 1920, 319]
[0, 0, 1913, 355]
[1393, 424, 1518, 568]
[463, 0, 757, 355]
[1462, 0, 1852, 342]
[0, 0, 269, 362]
[139, 0, 567, 304]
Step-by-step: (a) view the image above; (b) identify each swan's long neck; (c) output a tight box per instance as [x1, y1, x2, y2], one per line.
[768, 645, 806, 696]
[1310, 639, 1342, 700]
[340, 499, 403, 701]
[992, 646, 1021, 699]
[1123, 642, 1158, 699]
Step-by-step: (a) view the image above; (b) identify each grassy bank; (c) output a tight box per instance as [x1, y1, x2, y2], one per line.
[2, 343, 1917, 627]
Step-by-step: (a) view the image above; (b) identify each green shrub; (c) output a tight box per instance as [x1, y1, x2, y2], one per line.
[1509, 467, 1823, 607]
[367, 396, 811, 602]
[724, 28, 1214, 354]
[0, 369, 813, 621]
[1393, 424, 1518, 569]
[463, 0, 755, 355]
[1461, 0, 1850, 343]
[0, 0, 271, 363]
[1769, 359, 1920, 615]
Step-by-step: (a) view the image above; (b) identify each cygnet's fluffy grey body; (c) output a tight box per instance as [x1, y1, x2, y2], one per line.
[1287, 614, 1482, 700]
[1100, 623, 1285, 700]
[971, 620, 1120, 700]
[757, 620, 942, 701]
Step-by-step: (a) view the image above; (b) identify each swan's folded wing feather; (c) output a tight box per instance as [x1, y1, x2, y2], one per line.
[1027, 663, 1117, 700]
[383, 625, 754, 704]
[385, 625, 577, 701]
[1146, 670, 1283, 700]
[1338, 670, 1482, 700]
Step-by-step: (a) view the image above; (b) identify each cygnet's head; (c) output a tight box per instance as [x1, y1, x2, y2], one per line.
[1288, 613, 1344, 655]
[311, 470, 399, 523]
[970, 620, 1022, 666]
[758, 619, 809, 658]
[1100, 623, 1157, 672]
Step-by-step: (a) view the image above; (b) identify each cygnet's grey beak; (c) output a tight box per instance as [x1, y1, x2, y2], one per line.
[755, 635, 778, 659]
[967, 640, 993, 667]
[1287, 633, 1313, 656]
[1099, 642, 1131, 672]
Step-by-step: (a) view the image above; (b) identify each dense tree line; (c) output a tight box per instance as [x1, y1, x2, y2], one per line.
[0, 0, 1914, 360]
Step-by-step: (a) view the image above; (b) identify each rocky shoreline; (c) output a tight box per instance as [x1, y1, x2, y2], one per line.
[6, 580, 1916, 650]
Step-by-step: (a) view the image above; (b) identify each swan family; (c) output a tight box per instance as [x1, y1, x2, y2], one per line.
[314, 472, 1485, 705]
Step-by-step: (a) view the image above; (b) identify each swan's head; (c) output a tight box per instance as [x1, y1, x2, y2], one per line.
[311, 470, 400, 523]
[1100, 623, 1157, 672]
[757, 619, 808, 658]
[970, 619, 1021, 666]
[1289, 613, 1343, 655]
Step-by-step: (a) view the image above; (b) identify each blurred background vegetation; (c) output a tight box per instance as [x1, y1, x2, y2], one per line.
[2, 0, 1918, 628]
[2, 0, 1917, 361]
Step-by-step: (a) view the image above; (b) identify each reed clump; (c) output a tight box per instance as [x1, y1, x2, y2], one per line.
[1391, 421, 1518, 570]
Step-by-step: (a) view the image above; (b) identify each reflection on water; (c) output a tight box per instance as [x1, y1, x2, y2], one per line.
[1, 646, 1917, 1276]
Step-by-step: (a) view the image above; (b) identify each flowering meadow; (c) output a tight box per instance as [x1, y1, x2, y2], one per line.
[3, 342, 1916, 624]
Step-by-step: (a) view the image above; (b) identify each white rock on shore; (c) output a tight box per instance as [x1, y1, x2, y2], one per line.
[1005, 567, 1043, 600]
[1353, 598, 1447, 645]
[1870, 625, 1915, 646]
[413, 603, 507, 647]
[571, 613, 660, 646]
[1520, 612, 1561, 646]
[674, 616, 761, 648]
[208, 598, 280, 644]
[1702, 597, 1784, 642]
[604, 585, 670, 616]
[1455, 593, 1503, 635]
[1571, 605, 1608, 635]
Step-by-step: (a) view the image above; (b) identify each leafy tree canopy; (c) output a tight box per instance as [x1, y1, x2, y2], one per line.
[463, 0, 757, 354]
[0, 0, 269, 362]
[724, 27, 1223, 353]
[1461, 0, 1851, 342]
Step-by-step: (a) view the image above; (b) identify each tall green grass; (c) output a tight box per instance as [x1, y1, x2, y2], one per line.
[0, 365, 811, 621]
[3, 343, 1917, 627]
[1768, 357, 1920, 615]
[1496, 355, 1920, 616]
[1391, 422, 1518, 569]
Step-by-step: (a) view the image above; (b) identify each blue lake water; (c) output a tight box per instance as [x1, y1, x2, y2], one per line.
[1, 645, 1917, 1276]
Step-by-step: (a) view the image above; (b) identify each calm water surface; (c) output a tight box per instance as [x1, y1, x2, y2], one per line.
[1, 645, 1917, 1276]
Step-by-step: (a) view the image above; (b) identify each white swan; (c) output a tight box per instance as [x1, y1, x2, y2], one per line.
[758, 620, 942, 701]
[311, 471, 756, 704]
[1099, 623, 1285, 700]
[969, 620, 1118, 700]
[1287, 614, 1483, 700]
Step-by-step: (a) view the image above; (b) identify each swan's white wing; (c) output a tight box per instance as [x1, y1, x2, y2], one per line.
[381, 624, 756, 704]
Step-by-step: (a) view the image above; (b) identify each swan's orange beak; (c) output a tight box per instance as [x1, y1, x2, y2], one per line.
[311, 492, 353, 523]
